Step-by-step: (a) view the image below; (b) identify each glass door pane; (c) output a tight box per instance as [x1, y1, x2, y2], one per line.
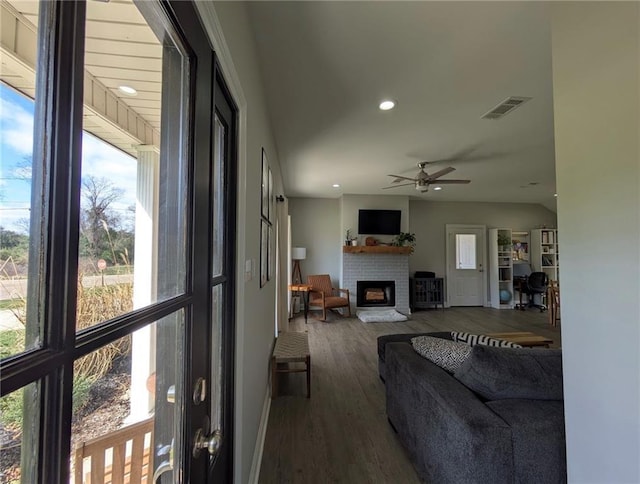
[69, 310, 185, 483]
[0, 382, 39, 482]
[0, 1, 42, 357]
[456, 233, 477, 269]
[74, 0, 190, 331]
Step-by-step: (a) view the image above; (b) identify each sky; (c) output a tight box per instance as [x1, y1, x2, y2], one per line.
[0, 82, 137, 234]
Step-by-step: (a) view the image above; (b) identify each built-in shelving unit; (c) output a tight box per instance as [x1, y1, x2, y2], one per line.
[511, 231, 530, 262]
[489, 228, 514, 309]
[530, 229, 559, 282]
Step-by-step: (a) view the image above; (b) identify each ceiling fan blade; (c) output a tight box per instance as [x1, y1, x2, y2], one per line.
[427, 167, 455, 180]
[382, 183, 414, 189]
[433, 179, 471, 184]
[388, 174, 416, 183]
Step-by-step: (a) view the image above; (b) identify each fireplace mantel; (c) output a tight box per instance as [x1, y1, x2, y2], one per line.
[342, 245, 412, 255]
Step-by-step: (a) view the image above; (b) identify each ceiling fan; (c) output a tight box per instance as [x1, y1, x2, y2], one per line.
[383, 162, 471, 193]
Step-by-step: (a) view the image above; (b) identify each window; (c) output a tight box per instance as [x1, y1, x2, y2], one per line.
[456, 234, 477, 269]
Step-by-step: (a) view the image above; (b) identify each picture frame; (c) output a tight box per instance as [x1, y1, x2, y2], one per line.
[267, 223, 274, 281]
[261, 149, 269, 220]
[268, 167, 274, 223]
[260, 219, 268, 287]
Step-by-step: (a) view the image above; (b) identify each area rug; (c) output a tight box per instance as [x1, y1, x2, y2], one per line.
[356, 309, 408, 323]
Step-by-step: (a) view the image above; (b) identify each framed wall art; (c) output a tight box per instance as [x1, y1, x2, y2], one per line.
[261, 148, 269, 220]
[260, 218, 268, 287]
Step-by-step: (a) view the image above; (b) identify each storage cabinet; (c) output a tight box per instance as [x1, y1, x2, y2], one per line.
[489, 228, 514, 309]
[530, 229, 559, 282]
[410, 277, 444, 310]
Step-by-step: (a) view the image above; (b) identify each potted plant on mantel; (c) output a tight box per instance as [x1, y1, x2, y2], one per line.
[345, 229, 358, 246]
[392, 232, 416, 253]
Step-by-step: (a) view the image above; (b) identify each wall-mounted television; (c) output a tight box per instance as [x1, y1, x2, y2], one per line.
[358, 209, 401, 235]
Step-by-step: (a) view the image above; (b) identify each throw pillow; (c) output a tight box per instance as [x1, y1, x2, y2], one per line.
[451, 331, 522, 348]
[411, 336, 472, 373]
[454, 345, 564, 400]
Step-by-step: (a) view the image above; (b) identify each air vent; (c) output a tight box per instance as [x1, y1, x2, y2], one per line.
[481, 96, 532, 120]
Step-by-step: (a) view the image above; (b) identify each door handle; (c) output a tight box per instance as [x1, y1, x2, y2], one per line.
[193, 428, 222, 458]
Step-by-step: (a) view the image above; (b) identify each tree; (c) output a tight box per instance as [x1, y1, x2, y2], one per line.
[80, 176, 125, 263]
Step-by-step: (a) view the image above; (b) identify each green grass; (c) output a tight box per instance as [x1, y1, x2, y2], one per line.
[0, 299, 23, 311]
[0, 329, 25, 359]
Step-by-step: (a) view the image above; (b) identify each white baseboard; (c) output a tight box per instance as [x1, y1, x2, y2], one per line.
[248, 388, 271, 484]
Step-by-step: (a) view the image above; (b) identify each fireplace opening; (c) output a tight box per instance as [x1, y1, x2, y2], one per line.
[357, 280, 396, 307]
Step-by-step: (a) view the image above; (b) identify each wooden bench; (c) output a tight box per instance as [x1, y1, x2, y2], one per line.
[271, 332, 310, 399]
[486, 331, 553, 348]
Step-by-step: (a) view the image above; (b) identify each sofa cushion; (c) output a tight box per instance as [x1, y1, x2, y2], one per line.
[487, 399, 566, 483]
[411, 336, 472, 373]
[451, 331, 522, 348]
[454, 345, 563, 400]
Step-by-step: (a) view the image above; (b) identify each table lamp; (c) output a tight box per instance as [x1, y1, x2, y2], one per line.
[291, 247, 306, 284]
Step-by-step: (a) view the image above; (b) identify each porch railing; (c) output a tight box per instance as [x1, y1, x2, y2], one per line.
[73, 417, 154, 484]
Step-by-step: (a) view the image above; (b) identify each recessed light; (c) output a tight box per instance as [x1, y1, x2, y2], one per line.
[379, 100, 396, 111]
[554, 193, 558, 197]
[433, 186, 442, 191]
[332, 184, 340, 188]
[118, 85, 137, 95]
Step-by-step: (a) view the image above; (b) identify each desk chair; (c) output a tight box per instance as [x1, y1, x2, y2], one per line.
[522, 272, 549, 312]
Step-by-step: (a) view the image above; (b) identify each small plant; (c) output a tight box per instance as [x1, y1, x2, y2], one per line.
[392, 232, 416, 250]
[497, 233, 511, 247]
[345, 229, 356, 244]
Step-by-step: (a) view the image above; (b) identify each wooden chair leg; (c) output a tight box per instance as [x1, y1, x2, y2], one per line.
[322, 307, 326, 321]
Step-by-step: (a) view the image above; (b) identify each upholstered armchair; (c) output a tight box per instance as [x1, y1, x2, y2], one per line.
[307, 274, 351, 321]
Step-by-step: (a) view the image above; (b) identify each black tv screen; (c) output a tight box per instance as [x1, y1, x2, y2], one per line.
[358, 209, 401, 235]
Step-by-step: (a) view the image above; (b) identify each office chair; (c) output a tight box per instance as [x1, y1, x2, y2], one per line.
[523, 271, 549, 312]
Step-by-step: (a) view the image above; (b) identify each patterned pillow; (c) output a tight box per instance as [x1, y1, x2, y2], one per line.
[411, 336, 472, 373]
[451, 331, 522, 348]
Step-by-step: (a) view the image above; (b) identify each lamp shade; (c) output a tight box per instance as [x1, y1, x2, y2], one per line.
[291, 247, 307, 260]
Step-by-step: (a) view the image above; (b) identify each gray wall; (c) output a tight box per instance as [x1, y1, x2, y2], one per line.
[289, 197, 557, 294]
[552, 4, 639, 482]
[409, 201, 557, 277]
[289, 197, 341, 284]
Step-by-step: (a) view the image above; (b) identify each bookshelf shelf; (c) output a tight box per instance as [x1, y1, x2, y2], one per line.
[531, 229, 559, 282]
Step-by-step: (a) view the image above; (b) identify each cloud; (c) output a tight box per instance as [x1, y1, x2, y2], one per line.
[81, 131, 137, 210]
[0, 98, 34, 156]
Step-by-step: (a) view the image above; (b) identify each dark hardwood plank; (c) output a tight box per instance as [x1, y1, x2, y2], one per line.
[259, 307, 561, 483]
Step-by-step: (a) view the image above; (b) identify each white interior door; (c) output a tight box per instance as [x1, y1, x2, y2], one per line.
[446, 224, 487, 306]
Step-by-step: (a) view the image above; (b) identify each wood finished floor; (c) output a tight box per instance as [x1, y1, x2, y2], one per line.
[258, 307, 561, 484]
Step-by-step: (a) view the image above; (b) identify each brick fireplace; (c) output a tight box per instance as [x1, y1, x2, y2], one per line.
[342, 248, 410, 314]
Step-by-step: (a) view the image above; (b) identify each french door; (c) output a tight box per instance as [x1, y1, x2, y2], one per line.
[0, 1, 235, 482]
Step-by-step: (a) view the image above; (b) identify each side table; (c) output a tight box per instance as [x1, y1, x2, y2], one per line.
[289, 283, 312, 323]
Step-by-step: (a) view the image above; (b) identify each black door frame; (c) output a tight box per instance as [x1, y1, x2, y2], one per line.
[0, 1, 237, 482]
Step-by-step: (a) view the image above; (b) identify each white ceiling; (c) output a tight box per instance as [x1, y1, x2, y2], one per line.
[2, 1, 557, 210]
[1, 0, 161, 157]
[246, 2, 557, 209]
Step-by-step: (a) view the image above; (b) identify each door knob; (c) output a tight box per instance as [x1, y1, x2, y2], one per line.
[193, 428, 222, 458]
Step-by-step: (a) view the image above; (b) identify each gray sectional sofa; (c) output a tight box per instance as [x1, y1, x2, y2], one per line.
[378, 333, 566, 483]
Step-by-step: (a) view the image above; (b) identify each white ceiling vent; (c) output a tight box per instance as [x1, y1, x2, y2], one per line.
[481, 96, 532, 120]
